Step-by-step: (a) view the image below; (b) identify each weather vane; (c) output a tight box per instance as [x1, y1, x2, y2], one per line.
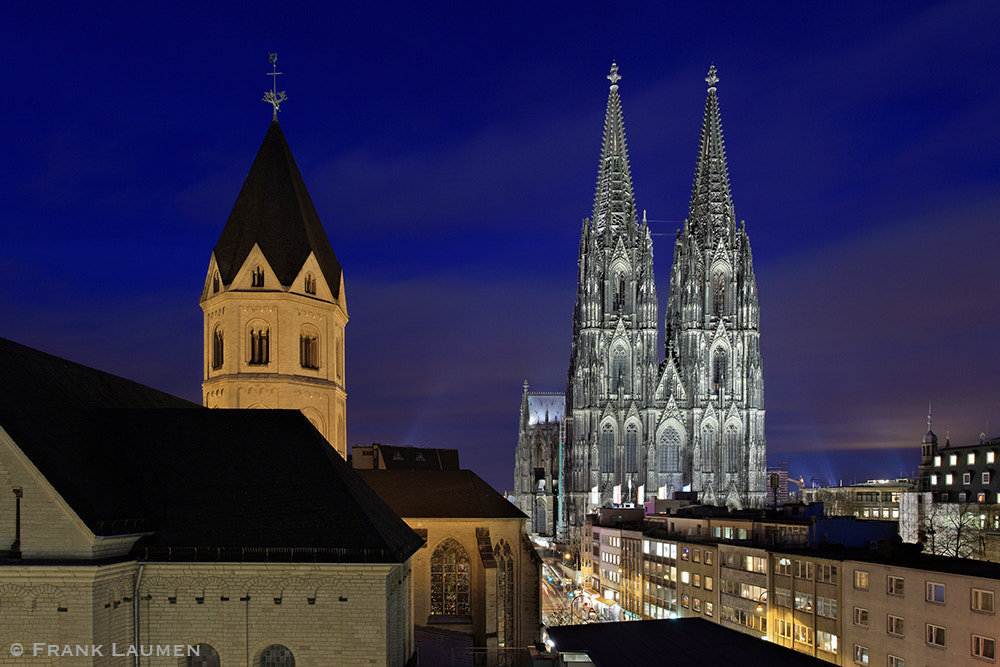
[263, 52, 288, 119]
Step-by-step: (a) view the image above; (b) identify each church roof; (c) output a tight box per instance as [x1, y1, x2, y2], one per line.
[212, 120, 343, 295]
[686, 65, 736, 247]
[0, 337, 420, 563]
[356, 470, 527, 520]
[591, 63, 638, 236]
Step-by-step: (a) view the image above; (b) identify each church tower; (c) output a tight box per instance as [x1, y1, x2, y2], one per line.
[657, 66, 766, 508]
[566, 64, 659, 519]
[200, 120, 348, 458]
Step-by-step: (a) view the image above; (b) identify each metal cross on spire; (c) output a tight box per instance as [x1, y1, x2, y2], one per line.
[608, 62, 621, 89]
[263, 52, 288, 120]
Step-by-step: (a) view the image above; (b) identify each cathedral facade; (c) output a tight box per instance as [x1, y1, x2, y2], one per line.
[515, 65, 766, 531]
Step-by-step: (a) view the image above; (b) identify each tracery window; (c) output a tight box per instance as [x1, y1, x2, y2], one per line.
[212, 326, 224, 370]
[713, 349, 727, 395]
[600, 424, 615, 474]
[187, 644, 221, 667]
[249, 326, 269, 365]
[430, 538, 470, 617]
[252, 266, 265, 287]
[300, 329, 319, 369]
[712, 270, 725, 315]
[258, 644, 294, 667]
[625, 423, 638, 474]
[702, 424, 715, 472]
[304, 272, 316, 295]
[725, 425, 740, 473]
[611, 346, 629, 393]
[494, 540, 515, 656]
[658, 427, 681, 474]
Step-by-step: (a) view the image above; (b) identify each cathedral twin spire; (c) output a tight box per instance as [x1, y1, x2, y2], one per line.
[591, 63, 639, 237]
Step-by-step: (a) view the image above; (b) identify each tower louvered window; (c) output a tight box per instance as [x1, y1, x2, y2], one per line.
[212, 327, 224, 369]
[300, 331, 319, 369]
[600, 424, 615, 473]
[611, 346, 629, 393]
[249, 327, 269, 365]
[713, 271, 725, 315]
[304, 272, 316, 295]
[725, 425, 740, 473]
[702, 424, 715, 472]
[252, 266, 265, 287]
[713, 349, 727, 395]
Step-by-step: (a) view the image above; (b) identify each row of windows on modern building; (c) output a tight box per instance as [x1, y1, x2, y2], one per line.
[210, 325, 328, 370]
[597, 423, 745, 474]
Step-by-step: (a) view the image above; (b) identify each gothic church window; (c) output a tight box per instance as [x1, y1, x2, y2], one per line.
[300, 328, 319, 369]
[600, 424, 615, 474]
[659, 428, 681, 473]
[494, 540, 515, 652]
[625, 423, 638, 474]
[611, 346, 629, 393]
[212, 326, 224, 370]
[252, 266, 265, 287]
[725, 425, 740, 473]
[258, 645, 294, 667]
[188, 644, 221, 667]
[712, 271, 725, 315]
[713, 349, 727, 395]
[431, 538, 471, 617]
[702, 424, 715, 472]
[249, 325, 269, 365]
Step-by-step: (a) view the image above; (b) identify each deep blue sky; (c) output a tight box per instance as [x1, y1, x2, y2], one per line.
[4, 2, 999, 493]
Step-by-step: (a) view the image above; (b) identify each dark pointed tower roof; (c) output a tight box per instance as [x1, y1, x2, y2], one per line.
[686, 65, 736, 248]
[212, 120, 342, 296]
[591, 63, 638, 236]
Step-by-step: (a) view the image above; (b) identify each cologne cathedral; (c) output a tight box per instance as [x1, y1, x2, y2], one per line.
[513, 65, 766, 535]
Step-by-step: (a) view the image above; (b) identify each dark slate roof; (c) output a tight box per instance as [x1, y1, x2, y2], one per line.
[547, 618, 829, 667]
[212, 120, 343, 295]
[0, 338, 420, 563]
[356, 470, 527, 520]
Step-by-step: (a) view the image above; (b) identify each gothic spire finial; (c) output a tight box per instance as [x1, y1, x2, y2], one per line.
[263, 52, 288, 120]
[706, 65, 719, 91]
[927, 400, 933, 431]
[608, 62, 621, 89]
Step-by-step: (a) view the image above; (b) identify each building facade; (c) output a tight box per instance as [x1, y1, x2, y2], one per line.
[511, 384, 565, 535]
[557, 64, 766, 531]
[201, 120, 348, 457]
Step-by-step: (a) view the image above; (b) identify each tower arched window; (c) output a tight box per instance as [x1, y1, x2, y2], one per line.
[258, 644, 294, 667]
[431, 538, 470, 617]
[304, 272, 316, 295]
[212, 272, 220, 294]
[625, 423, 638, 474]
[187, 644, 221, 667]
[712, 348, 727, 395]
[300, 327, 319, 369]
[659, 427, 681, 474]
[212, 326, 224, 370]
[252, 266, 265, 287]
[712, 270, 725, 315]
[725, 424, 740, 473]
[493, 540, 515, 652]
[248, 324, 269, 365]
[600, 424, 614, 474]
[701, 423, 715, 472]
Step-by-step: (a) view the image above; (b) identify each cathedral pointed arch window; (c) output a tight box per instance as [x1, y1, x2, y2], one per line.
[614, 272, 627, 313]
[600, 424, 615, 474]
[300, 326, 319, 369]
[252, 266, 265, 288]
[625, 423, 639, 474]
[659, 427, 681, 474]
[725, 424, 740, 473]
[494, 540, 515, 656]
[701, 423, 715, 473]
[304, 272, 316, 295]
[611, 346, 629, 393]
[712, 270, 725, 315]
[712, 348, 728, 396]
[212, 325, 224, 370]
[430, 538, 471, 617]
[248, 322, 270, 365]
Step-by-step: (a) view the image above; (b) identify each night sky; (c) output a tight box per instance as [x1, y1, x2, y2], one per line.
[4, 2, 1000, 494]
